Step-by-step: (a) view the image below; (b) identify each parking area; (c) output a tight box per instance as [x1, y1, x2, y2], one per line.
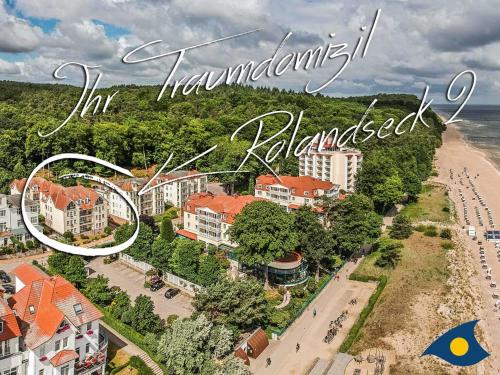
[88, 257, 194, 319]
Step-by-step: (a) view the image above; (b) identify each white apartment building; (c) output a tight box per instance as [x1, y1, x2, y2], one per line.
[255, 175, 339, 211]
[11, 178, 108, 236]
[160, 171, 207, 208]
[0, 263, 107, 375]
[0, 194, 41, 247]
[298, 139, 362, 192]
[107, 177, 164, 223]
[179, 193, 260, 248]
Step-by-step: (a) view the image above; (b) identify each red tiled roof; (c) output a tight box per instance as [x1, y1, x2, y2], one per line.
[176, 229, 197, 240]
[11, 263, 46, 286]
[10, 178, 27, 192]
[255, 175, 335, 198]
[0, 299, 22, 341]
[185, 193, 261, 224]
[8, 264, 103, 349]
[50, 349, 79, 366]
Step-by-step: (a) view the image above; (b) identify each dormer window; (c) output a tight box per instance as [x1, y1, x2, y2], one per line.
[304, 191, 309, 196]
[29, 305, 35, 314]
[74, 303, 83, 315]
[59, 320, 67, 329]
[0, 320, 3, 333]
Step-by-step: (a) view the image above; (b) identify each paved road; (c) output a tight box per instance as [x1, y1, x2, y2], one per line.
[249, 264, 376, 375]
[88, 257, 194, 319]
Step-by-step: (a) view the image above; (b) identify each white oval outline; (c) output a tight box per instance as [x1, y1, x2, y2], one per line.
[21, 153, 139, 256]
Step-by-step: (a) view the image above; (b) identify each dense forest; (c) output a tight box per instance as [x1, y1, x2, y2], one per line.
[0, 80, 444, 206]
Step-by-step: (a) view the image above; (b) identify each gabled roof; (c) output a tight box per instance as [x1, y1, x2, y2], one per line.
[159, 170, 200, 181]
[185, 193, 261, 224]
[50, 349, 79, 366]
[0, 298, 22, 341]
[11, 263, 46, 286]
[10, 178, 27, 192]
[176, 229, 197, 240]
[256, 175, 336, 198]
[8, 264, 103, 349]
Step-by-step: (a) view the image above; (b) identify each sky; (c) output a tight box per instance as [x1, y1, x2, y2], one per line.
[0, 0, 499, 104]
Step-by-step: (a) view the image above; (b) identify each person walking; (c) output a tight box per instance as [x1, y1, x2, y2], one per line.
[296, 342, 300, 352]
[313, 308, 317, 318]
[266, 357, 272, 367]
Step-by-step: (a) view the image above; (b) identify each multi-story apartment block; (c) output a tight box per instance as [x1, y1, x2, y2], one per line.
[11, 178, 107, 236]
[298, 138, 362, 192]
[0, 194, 41, 247]
[107, 177, 164, 223]
[179, 193, 260, 248]
[159, 171, 207, 208]
[255, 175, 339, 211]
[0, 263, 107, 375]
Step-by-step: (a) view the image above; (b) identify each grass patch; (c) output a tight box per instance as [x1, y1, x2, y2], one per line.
[441, 241, 454, 250]
[346, 232, 448, 354]
[400, 184, 451, 223]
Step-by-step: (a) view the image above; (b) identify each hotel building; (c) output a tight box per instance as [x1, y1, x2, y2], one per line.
[254, 175, 339, 211]
[159, 171, 207, 209]
[298, 139, 362, 192]
[0, 194, 41, 247]
[0, 263, 107, 375]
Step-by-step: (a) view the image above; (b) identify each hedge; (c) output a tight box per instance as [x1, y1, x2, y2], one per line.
[338, 275, 388, 353]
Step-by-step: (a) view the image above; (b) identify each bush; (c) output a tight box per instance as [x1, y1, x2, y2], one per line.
[442, 206, 450, 212]
[129, 356, 155, 375]
[424, 228, 438, 237]
[441, 241, 454, 250]
[80, 234, 89, 240]
[104, 226, 113, 235]
[440, 228, 452, 239]
[389, 214, 413, 239]
[143, 281, 151, 289]
[167, 314, 179, 326]
[414, 224, 427, 232]
[306, 278, 318, 293]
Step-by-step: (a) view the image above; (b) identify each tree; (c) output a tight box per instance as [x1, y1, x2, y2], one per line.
[139, 215, 159, 236]
[440, 228, 452, 239]
[160, 217, 176, 242]
[193, 277, 267, 331]
[197, 253, 226, 287]
[294, 206, 336, 280]
[65, 256, 87, 288]
[229, 201, 298, 287]
[215, 357, 251, 375]
[324, 194, 382, 257]
[169, 239, 203, 281]
[110, 291, 131, 320]
[372, 175, 404, 213]
[375, 237, 403, 268]
[63, 230, 75, 242]
[123, 223, 154, 262]
[389, 214, 413, 239]
[129, 294, 164, 335]
[48, 251, 72, 275]
[150, 238, 175, 271]
[83, 275, 114, 307]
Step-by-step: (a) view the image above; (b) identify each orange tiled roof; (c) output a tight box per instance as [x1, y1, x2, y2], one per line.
[10, 178, 27, 192]
[0, 299, 22, 341]
[176, 229, 197, 240]
[50, 349, 79, 366]
[8, 264, 103, 349]
[256, 175, 335, 198]
[185, 193, 261, 224]
[11, 263, 46, 286]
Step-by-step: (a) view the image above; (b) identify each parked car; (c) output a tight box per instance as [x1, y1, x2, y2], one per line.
[164, 288, 180, 299]
[0, 271, 10, 283]
[150, 280, 165, 292]
[1, 284, 15, 294]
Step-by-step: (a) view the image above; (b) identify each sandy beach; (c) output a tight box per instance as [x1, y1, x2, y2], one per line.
[435, 123, 500, 374]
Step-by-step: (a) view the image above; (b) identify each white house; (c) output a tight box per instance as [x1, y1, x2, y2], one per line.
[179, 193, 260, 248]
[298, 138, 362, 192]
[0, 263, 107, 375]
[254, 175, 339, 211]
[159, 170, 207, 208]
[0, 194, 41, 247]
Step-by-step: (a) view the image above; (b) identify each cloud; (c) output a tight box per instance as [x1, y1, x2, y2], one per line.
[0, 3, 42, 52]
[0, 59, 21, 74]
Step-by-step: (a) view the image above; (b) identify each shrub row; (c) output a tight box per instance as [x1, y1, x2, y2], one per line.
[339, 275, 388, 353]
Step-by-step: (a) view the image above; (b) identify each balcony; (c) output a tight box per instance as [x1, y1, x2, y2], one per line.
[75, 333, 107, 375]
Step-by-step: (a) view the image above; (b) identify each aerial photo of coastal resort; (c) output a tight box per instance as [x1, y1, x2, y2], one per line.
[1, 1, 500, 375]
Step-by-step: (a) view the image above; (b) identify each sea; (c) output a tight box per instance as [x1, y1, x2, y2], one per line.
[432, 105, 500, 169]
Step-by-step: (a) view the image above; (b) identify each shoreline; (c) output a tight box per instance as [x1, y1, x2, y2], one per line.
[435, 121, 500, 374]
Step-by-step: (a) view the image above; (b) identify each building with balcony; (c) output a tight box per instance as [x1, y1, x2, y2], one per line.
[0, 263, 107, 375]
[254, 175, 339, 211]
[11, 178, 107, 236]
[159, 170, 207, 208]
[179, 193, 260, 248]
[298, 138, 362, 192]
[0, 194, 41, 247]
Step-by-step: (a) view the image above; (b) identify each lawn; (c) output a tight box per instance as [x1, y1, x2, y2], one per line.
[347, 232, 449, 355]
[400, 183, 451, 223]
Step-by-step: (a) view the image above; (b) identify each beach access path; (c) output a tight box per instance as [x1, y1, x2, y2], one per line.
[249, 264, 375, 375]
[435, 124, 500, 373]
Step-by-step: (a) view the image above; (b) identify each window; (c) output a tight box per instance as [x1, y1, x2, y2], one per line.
[55, 340, 60, 352]
[73, 303, 83, 315]
[39, 370, 44, 375]
[39, 344, 45, 357]
[29, 305, 35, 314]
[61, 365, 69, 375]
[58, 320, 67, 329]
[75, 347, 80, 358]
[62, 337, 68, 348]
[0, 210, 5, 217]
[85, 343, 90, 353]
[0, 321, 3, 333]
[3, 368, 17, 375]
[304, 191, 309, 196]
[4, 340, 10, 355]
[86, 322, 92, 331]
[0, 223, 5, 232]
